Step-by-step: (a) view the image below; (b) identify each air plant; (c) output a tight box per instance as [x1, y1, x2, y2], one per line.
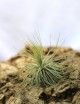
[25, 37, 69, 89]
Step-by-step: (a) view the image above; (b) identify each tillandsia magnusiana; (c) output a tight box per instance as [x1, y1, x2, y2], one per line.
[24, 37, 70, 89]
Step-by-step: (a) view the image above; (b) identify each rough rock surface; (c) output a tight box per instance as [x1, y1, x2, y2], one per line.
[0, 62, 19, 104]
[0, 46, 80, 104]
[0, 62, 18, 78]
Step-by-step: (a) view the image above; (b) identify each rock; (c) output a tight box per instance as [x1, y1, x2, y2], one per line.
[0, 62, 19, 104]
[1, 46, 80, 104]
[49, 101, 71, 104]
[72, 91, 80, 104]
[0, 62, 18, 79]
[61, 101, 71, 104]
[24, 88, 43, 104]
[9, 55, 32, 69]
[49, 101, 55, 104]
[70, 69, 79, 79]
[6, 96, 21, 104]
[0, 94, 4, 104]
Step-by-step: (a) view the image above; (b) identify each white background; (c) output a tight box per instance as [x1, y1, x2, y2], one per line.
[0, 0, 80, 60]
